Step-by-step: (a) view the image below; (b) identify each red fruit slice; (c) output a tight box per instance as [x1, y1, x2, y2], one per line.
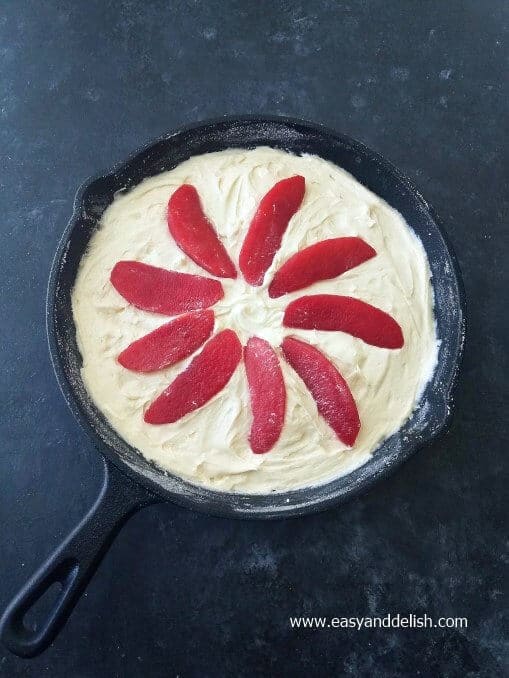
[269, 237, 376, 298]
[284, 295, 404, 349]
[110, 261, 223, 315]
[244, 337, 286, 454]
[117, 310, 214, 372]
[281, 336, 360, 446]
[239, 176, 305, 286]
[144, 329, 242, 424]
[168, 185, 237, 278]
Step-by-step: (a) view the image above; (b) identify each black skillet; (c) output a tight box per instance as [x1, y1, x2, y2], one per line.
[0, 116, 466, 657]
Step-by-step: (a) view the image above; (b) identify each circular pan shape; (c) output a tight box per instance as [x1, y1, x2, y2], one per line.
[47, 116, 466, 519]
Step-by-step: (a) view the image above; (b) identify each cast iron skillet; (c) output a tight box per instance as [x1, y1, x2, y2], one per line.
[1, 116, 465, 657]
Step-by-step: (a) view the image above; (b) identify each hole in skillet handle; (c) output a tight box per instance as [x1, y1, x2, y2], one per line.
[2, 561, 79, 656]
[22, 581, 61, 634]
[22, 577, 69, 634]
[0, 460, 160, 658]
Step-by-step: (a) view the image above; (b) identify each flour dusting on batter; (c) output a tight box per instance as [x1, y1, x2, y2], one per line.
[72, 148, 438, 493]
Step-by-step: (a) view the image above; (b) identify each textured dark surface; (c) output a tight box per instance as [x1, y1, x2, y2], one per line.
[1, 1, 507, 676]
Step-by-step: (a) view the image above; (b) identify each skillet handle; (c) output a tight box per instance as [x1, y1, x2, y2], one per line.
[0, 458, 160, 658]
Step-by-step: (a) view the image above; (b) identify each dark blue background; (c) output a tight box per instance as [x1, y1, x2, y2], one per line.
[1, 1, 507, 676]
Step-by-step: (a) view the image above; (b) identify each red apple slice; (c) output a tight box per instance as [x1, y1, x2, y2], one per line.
[110, 261, 223, 315]
[239, 176, 305, 286]
[269, 237, 376, 298]
[244, 337, 286, 454]
[144, 329, 242, 424]
[284, 295, 404, 349]
[281, 336, 360, 446]
[168, 185, 237, 279]
[117, 310, 214, 372]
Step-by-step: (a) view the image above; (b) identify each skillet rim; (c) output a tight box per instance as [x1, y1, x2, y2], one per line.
[46, 114, 466, 519]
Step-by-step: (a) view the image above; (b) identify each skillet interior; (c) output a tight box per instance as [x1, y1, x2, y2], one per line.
[47, 116, 465, 519]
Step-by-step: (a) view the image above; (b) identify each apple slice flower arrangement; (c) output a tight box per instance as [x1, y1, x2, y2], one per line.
[110, 175, 404, 455]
